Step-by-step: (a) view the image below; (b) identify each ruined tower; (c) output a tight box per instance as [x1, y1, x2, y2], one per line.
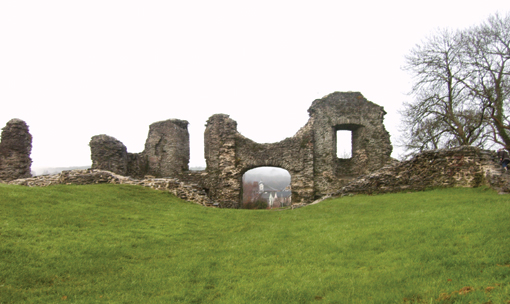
[0, 119, 33, 181]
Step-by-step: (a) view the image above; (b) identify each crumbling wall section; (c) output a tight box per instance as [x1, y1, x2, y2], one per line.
[330, 146, 508, 196]
[203, 114, 240, 206]
[202, 114, 316, 206]
[143, 119, 189, 178]
[90, 134, 129, 175]
[235, 121, 315, 204]
[9, 169, 212, 206]
[90, 119, 189, 179]
[0, 119, 32, 181]
[309, 92, 392, 197]
[88, 92, 394, 206]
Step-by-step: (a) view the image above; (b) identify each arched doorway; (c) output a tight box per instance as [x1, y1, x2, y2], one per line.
[241, 167, 291, 209]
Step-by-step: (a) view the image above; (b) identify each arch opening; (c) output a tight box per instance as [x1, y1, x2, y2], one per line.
[241, 167, 291, 209]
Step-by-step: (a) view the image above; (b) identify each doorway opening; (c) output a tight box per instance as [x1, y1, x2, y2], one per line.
[241, 167, 291, 209]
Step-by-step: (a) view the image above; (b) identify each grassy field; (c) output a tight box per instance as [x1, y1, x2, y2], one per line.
[1, 184, 509, 303]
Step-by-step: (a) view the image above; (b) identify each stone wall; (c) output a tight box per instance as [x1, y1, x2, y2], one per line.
[201, 92, 392, 205]
[309, 92, 393, 197]
[202, 114, 315, 206]
[324, 146, 510, 199]
[4, 93, 508, 208]
[0, 119, 32, 181]
[89, 92, 394, 206]
[90, 119, 189, 179]
[5, 146, 508, 208]
[89, 134, 129, 175]
[143, 119, 190, 178]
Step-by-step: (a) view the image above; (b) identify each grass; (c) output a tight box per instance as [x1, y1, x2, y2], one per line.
[1, 184, 509, 303]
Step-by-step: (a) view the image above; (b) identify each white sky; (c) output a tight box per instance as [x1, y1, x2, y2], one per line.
[1, 1, 509, 169]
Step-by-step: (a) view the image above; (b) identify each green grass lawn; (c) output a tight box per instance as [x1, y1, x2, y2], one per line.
[1, 184, 509, 303]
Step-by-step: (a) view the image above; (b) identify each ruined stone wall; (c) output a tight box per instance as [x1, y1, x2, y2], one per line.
[202, 114, 315, 206]
[202, 114, 240, 206]
[90, 119, 189, 179]
[200, 92, 392, 205]
[328, 146, 509, 197]
[143, 119, 189, 178]
[309, 92, 393, 197]
[90, 134, 129, 175]
[89, 92, 393, 206]
[8, 169, 212, 206]
[8, 147, 508, 209]
[0, 119, 32, 181]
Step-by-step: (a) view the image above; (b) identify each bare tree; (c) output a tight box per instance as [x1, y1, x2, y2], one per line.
[400, 28, 490, 155]
[460, 12, 510, 149]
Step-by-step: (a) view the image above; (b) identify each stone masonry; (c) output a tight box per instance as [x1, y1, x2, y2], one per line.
[89, 92, 393, 207]
[8, 169, 212, 206]
[202, 114, 315, 207]
[3, 98, 509, 207]
[0, 119, 32, 182]
[89, 134, 129, 175]
[324, 146, 510, 199]
[308, 92, 393, 196]
[90, 119, 189, 179]
[7, 146, 509, 208]
[200, 92, 392, 206]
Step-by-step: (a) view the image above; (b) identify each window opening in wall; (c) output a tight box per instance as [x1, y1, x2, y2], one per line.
[337, 130, 352, 159]
[241, 167, 291, 209]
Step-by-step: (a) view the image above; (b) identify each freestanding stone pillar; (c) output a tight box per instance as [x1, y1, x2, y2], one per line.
[90, 134, 129, 175]
[142, 119, 190, 177]
[0, 119, 33, 181]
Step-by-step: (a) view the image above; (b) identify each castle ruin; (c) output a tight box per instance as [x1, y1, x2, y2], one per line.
[90, 92, 393, 206]
[3, 93, 508, 204]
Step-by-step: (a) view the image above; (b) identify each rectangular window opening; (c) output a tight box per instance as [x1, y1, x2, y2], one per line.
[336, 130, 352, 159]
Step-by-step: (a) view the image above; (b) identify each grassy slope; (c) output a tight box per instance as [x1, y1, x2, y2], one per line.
[0, 184, 509, 303]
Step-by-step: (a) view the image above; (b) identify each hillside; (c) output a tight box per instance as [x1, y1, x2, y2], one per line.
[1, 184, 509, 303]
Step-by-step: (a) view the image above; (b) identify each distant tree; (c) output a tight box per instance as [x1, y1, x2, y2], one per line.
[400, 12, 510, 154]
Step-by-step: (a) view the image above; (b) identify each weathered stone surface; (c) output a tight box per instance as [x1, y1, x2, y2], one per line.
[90, 119, 189, 179]
[201, 92, 392, 205]
[309, 92, 393, 196]
[143, 119, 190, 178]
[6, 147, 509, 208]
[203, 114, 315, 205]
[89, 92, 394, 206]
[328, 146, 509, 197]
[0, 119, 32, 181]
[90, 135, 129, 175]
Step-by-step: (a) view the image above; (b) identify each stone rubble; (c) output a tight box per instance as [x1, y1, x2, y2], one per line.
[7, 169, 213, 207]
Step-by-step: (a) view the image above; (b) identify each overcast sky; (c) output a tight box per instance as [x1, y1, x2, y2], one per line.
[1, 1, 509, 170]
